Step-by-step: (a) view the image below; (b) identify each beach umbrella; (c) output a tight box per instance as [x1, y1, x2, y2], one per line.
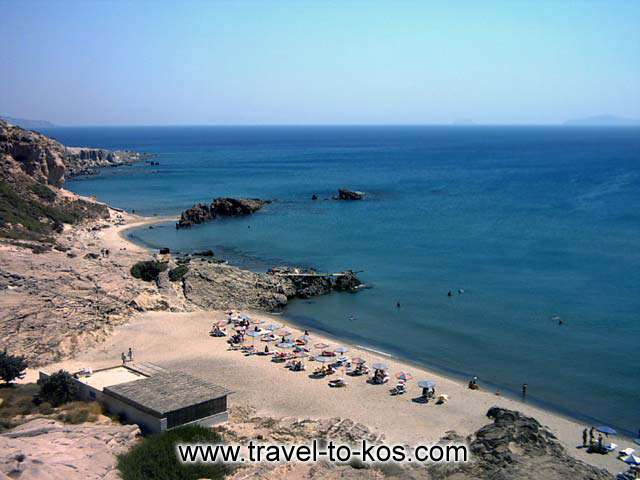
[300, 334, 311, 342]
[279, 330, 293, 337]
[334, 346, 349, 354]
[595, 426, 617, 436]
[417, 380, 436, 389]
[623, 455, 640, 465]
[395, 372, 413, 381]
[314, 355, 335, 363]
[295, 351, 309, 358]
[351, 357, 366, 364]
[315, 342, 330, 349]
[371, 363, 389, 371]
[216, 320, 228, 327]
[261, 334, 276, 342]
[245, 330, 262, 345]
[266, 323, 282, 331]
[276, 341, 295, 349]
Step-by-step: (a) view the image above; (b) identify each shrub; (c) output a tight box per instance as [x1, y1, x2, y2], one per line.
[130, 260, 168, 282]
[38, 370, 77, 407]
[38, 402, 53, 415]
[0, 350, 28, 384]
[30, 183, 57, 201]
[168, 264, 188, 282]
[117, 425, 232, 480]
[58, 401, 103, 424]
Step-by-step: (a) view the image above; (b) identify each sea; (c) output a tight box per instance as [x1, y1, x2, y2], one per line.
[42, 125, 640, 436]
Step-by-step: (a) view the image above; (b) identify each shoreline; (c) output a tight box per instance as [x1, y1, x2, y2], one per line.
[120, 216, 634, 438]
[88, 215, 635, 475]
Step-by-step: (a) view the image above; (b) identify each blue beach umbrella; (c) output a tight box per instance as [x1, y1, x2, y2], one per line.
[334, 346, 349, 354]
[371, 363, 388, 371]
[266, 323, 282, 331]
[314, 355, 335, 363]
[595, 426, 617, 436]
[417, 380, 436, 389]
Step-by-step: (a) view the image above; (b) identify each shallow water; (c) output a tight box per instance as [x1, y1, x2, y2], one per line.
[48, 125, 640, 435]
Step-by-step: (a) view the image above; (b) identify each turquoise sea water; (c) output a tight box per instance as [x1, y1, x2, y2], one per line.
[47, 126, 640, 435]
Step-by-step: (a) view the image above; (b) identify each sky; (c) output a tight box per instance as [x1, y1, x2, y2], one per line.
[1, 0, 639, 126]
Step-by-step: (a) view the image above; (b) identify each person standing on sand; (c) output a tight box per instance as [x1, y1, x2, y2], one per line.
[582, 428, 588, 447]
[128, 347, 133, 362]
[121, 352, 126, 365]
[589, 427, 594, 445]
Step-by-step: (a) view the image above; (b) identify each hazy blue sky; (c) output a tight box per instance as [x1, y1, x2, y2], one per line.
[1, 0, 639, 125]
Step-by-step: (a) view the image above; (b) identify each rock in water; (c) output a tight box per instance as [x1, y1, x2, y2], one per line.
[333, 270, 362, 291]
[335, 188, 364, 200]
[176, 197, 270, 229]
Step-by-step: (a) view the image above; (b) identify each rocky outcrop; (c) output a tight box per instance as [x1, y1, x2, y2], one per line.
[183, 260, 292, 311]
[428, 407, 613, 480]
[335, 188, 364, 200]
[181, 262, 362, 311]
[65, 147, 152, 177]
[267, 266, 363, 298]
[0, 418, 140, 480]
[176, 197, 270, 229]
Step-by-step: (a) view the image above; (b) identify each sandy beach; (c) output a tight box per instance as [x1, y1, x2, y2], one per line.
[21, 214, 635, 476]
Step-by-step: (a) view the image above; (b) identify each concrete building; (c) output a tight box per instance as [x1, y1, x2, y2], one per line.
[39, 362, 230, 434]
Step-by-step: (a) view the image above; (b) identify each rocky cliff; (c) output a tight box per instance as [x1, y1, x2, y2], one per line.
[0, 120, 149, 244]
[65, 146, 151, 177]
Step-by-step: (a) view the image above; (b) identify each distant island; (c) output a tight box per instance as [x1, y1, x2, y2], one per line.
[563, 115, 640, 126]
[0, 115, 57, 130]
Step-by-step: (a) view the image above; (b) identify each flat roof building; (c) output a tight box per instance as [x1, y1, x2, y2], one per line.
[39, 362, 230, 434]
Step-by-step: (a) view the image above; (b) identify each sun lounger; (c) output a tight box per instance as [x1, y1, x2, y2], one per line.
[390, 382, 406, 395]
[620, 448, 636, 457]
[329, 378, 347, 388]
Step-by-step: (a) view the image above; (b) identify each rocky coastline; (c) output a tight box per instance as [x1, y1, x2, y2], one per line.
[64, 147, 154, 177]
